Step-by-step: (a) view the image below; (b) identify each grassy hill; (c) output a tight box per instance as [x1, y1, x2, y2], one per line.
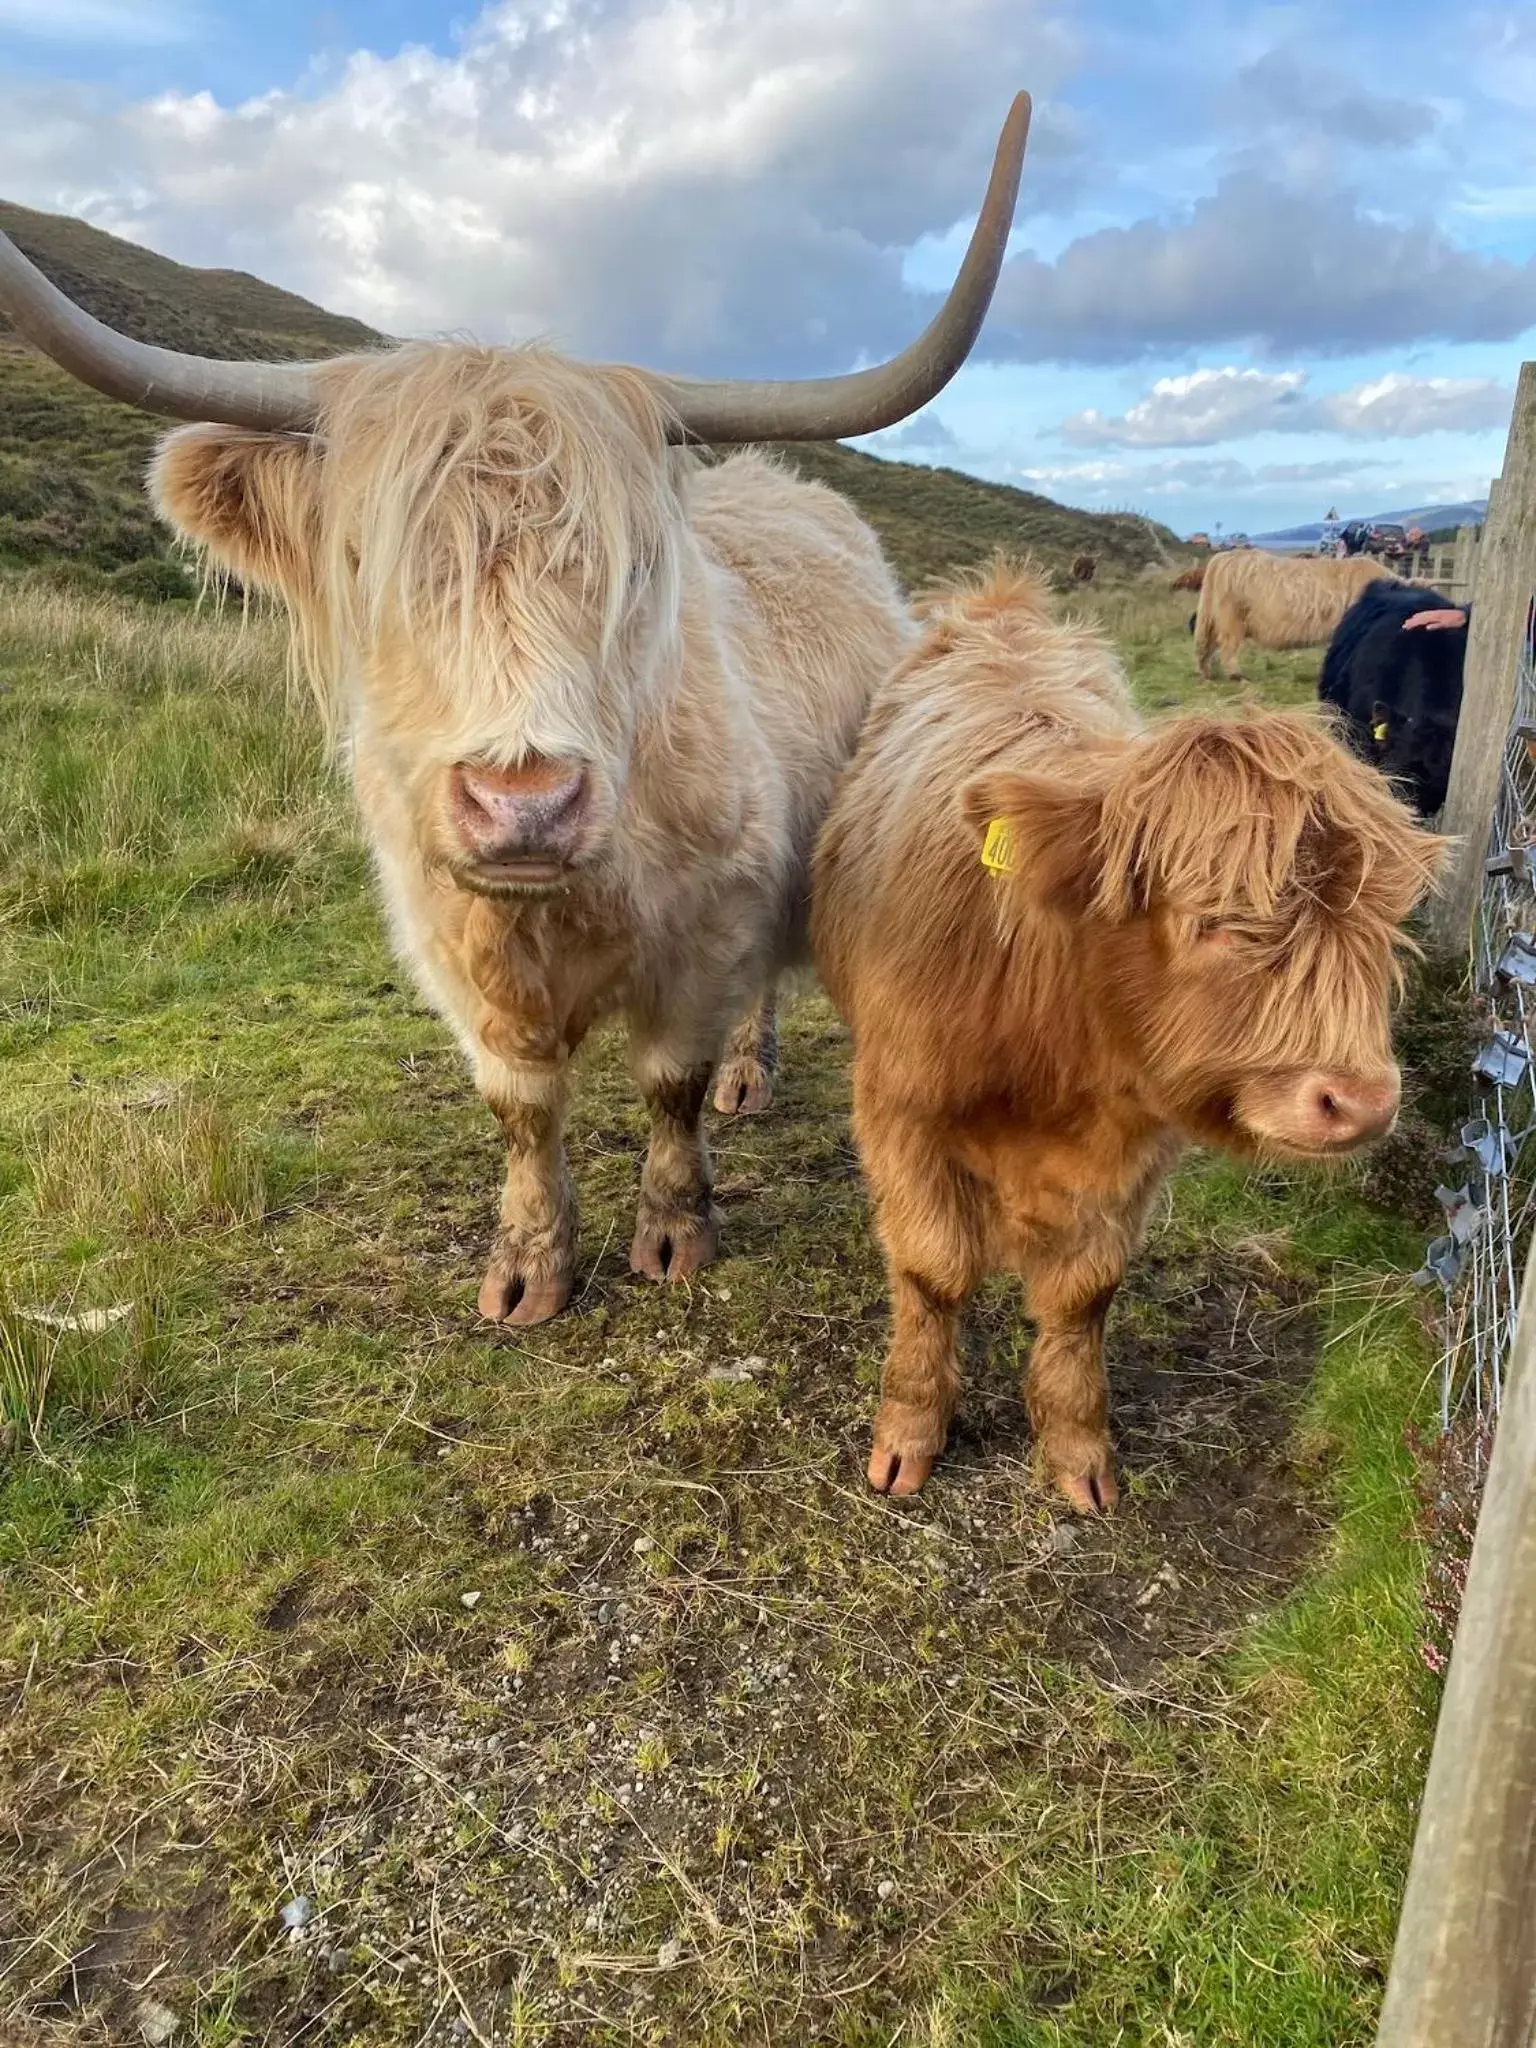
[0, 200, 1179, 587]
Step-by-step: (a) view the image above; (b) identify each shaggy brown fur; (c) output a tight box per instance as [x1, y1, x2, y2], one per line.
[1070, 552, 1097, 584]
[1170, 563, 1205, 592]
[1194, 547, 1393, 680]
[153, 342, 913, 1322]
[813, 560, 1444, 1510]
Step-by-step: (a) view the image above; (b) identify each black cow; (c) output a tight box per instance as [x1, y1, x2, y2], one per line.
[1319, 580, 1467, 820]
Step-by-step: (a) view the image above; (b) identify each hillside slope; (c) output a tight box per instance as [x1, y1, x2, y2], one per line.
[0, 200, 1179, 584]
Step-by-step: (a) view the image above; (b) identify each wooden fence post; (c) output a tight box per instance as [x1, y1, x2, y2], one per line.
[1454, 522, 1479, 604]
[1373, 1242, 1536, 2047]
[1429, 363, 1536, 953]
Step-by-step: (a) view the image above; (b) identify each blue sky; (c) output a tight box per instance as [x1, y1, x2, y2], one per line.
[2, 0, 1533, 534]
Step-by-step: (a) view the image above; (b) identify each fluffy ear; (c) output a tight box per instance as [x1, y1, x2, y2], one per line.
[149, 425, 323, 600]
[958, 768, 1105, 915]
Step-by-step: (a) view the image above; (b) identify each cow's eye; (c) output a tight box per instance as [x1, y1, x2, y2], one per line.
[1193, 917, 1234, 947]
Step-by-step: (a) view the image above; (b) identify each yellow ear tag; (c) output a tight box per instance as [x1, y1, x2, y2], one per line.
[1372, 720, 1390, 742]
[981, 817, 1018, 875]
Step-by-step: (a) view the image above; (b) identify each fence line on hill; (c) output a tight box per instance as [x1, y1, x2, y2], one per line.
[1410, 522, 1482, 603]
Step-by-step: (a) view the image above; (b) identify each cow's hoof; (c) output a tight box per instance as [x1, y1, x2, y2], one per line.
[477, 1260, 574, 1326]
[867, 1402, 948, 1496]
[629, 1212, 719, 1283]
[712, 1058, 775, 1116]
[1052, 1455, 1119, 1516]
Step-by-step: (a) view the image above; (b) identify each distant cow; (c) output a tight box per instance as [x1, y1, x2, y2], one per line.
[813, 562, 1444, 1511]
[1171, 563, 1205, 592]
[1320, 581, 1468, 819]
[1070, 552, 1097, 584]
[1195, 548, 1394, 681]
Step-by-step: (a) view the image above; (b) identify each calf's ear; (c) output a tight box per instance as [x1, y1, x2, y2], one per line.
[150, 425, 322, 604]
[959, 769, 1104, 916]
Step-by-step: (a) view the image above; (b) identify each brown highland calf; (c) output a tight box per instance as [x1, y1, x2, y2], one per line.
[813, 563, 1444, 1511]
[1194, 548, 1392, 681]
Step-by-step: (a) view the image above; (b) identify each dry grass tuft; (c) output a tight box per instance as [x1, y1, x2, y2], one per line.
[27, 1093, 268, 1238]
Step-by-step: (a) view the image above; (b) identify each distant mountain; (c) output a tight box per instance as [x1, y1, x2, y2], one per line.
[0, 199, 1182, 586]
[1247, 500, 1490, 551]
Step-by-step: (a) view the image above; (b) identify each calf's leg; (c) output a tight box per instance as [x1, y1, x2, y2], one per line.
[712, 985, 780, 1116]
[1015, 1181, 1163, 1512]
[1020, 1258, 1122, 1515]
[630, 1042, 721, 1283]
[857, 1093, 984, 1496]
[476, 1061, 578, 1326]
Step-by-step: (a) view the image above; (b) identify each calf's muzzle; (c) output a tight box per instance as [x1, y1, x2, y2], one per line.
[450, 757, 589, 881]
[1237, 1066, 1401, 1156]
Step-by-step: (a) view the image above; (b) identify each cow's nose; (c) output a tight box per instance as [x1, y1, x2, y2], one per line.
[451, 758, 587, 867]
[1299, 1068, 1401, 1149]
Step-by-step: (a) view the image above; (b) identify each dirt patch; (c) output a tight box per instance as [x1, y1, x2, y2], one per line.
[9, 1234, 1335, 2047]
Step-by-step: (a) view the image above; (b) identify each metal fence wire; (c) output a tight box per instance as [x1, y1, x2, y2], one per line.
[1419, 593, 1536, 1432]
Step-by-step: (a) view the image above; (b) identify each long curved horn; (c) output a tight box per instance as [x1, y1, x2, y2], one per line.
[0, 229, 323, 431]
[656, 91, 1032, 444]
[0, 89, 1029, 442]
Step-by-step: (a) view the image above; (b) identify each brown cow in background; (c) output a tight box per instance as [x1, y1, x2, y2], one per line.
[1170, 563, 1205, 592]
[813, 561, 1444, 1511]
[1194, 548, 1392, 681]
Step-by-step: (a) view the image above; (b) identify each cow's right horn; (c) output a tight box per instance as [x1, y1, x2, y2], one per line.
[0, 229, 325, 432]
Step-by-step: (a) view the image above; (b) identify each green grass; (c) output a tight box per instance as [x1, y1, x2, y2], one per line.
[0, 570, 1445, 2046]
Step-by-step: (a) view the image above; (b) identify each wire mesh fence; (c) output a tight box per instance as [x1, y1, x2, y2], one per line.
[1419, 593, 1536, 1435]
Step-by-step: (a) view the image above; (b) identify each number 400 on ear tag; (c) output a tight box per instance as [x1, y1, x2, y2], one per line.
[981, 817, 1018, 875]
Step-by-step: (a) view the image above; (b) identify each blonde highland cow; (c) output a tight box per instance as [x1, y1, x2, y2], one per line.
[1194, 549, 1394, 681]
[0, 98, 1034, 1326]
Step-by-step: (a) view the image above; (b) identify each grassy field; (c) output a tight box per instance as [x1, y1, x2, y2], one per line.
[0, 564, 1455, 2047]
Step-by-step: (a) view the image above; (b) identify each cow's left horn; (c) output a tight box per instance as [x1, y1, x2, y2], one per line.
[656, 90, 1031, 445]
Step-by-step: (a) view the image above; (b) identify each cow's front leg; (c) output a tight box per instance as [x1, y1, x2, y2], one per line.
[629, 1048, 720, 1284]
[476, 1061, 578, 1326]
[855, 1083, 985, 1496]
[1021, 1272, 1120, 1515]
[1017, 1219, 1139, 1515]
[712, 985, 779, 1116]
[1014, 1163, 1165, 1513]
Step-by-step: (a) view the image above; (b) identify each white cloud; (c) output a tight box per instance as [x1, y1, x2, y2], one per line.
[1320, 371, 1514, 436]
[1061, 366, 1513, 446]
[1010, 453, 1388, 499]
[987, 175, 1536, 364]
[1062, 368, 1308, 447]
[0, 0, 1079, 375]
[1227, 48, 1437, 153]
[2, 1, 1533, 381]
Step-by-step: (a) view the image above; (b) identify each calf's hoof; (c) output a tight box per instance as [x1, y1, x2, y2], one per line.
[1044, 1434, 1120, 1515]
[867, 1401, 949, 1497]
[477, 1249, 575, 1327]
[712, 1058, 775, 1116]
[629, 1210, 720, 1284]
